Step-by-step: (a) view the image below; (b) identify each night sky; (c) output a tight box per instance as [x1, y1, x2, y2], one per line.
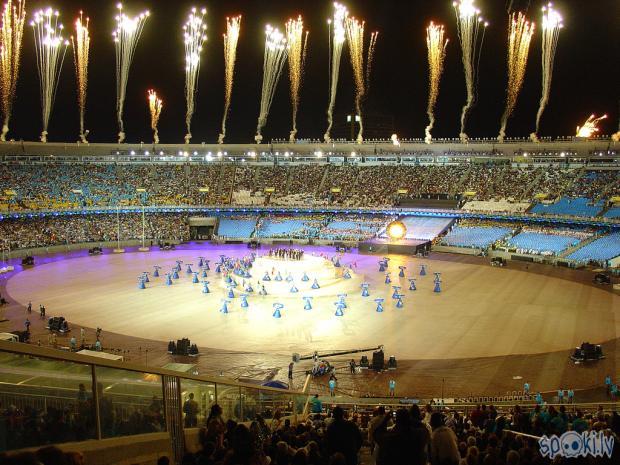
[7, 0, 619, 143]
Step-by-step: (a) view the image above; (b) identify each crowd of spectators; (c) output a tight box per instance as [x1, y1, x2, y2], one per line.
[2, 162, 619, 212]
[0, 213, 190, 250]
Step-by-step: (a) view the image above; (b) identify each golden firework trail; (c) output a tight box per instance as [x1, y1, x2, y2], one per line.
[0, 0, 26, 142]
[323, 2, 347, 143]
[113, 3, 149, 143]
[255, 24, 288, 144]
[183, 6, 207, 144]
[498, 12, 534, 142]
[218, 15, 240, 144]
[286, 15, 307, 142]
[576, 114, 607, 138]
[148, 89, 162, 144]
[345, 15, 377, 143]
[530, 2, 562, 142]
[453, 0, 488, 142]
[71, 11, 90, 143]
[31, 7, 69, 143]
[424, 21, 448, 144]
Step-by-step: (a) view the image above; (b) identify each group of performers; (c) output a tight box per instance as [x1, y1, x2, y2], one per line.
[267, 248, 305, 261]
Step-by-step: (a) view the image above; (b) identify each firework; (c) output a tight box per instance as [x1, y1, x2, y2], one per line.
[31, 7, 69, 143]
[424, 21, 448, 144]
[323, 2, 347, 143]
[71, 11, 89, 143]
[0, 0, 26, 142]
[113, 3, 149, 143]
[148, 89, 162, 144]
[183, 7, 207, 144]
[286, 15, 307, 142]
[530, 2, 562, 142]
[218, 15, 241, 144]
[345, 15, 378, 143]
[254, 25, 288, 144]
[498, 12, 534, 142]
[453, 0, 488, 142]
[576, 114, 607, 138]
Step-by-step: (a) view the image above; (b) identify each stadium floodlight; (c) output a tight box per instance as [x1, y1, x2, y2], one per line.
[144, 151, 150, 155]
[217, 151, 222, 157]
[130, 150, 136, 155]
[159, 151, 164, 156]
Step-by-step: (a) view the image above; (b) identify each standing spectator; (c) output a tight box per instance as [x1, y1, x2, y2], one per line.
[80, 328, 86, 346]
[288, 362, 294, 384]
[430, 412, 459, 465]
[311, 394, 322, 415]
[26, 301, 32, 313]
[568, 388, 574, 403]
[328, 378, 336, 397]
[523, 381, 530, 395]
[326, 406, 362, 465]
[183, 393, 199, 428]
[557, 389, 564, 404]
[349, 359, 356, 374]
[24, 318, 31, 333]
[69, 336, 77, 351]
[388, 379, 396, 398]
[605, 375, 612, 395]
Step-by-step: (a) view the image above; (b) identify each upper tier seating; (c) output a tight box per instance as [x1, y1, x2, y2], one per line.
[398, 216, 454, 240]
[530, 197, 604, 217]
[603, 207, 620, 218]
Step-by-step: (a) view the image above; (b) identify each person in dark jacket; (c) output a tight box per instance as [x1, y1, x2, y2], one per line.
[326, 407, 362, 465]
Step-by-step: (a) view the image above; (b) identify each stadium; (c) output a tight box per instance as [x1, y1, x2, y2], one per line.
[0, 0, 619, 464]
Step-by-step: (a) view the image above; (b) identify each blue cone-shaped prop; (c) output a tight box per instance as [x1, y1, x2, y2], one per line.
[231, 279, 238, 288]
[396, 296, 404, 308]
[375, 298, 385, 313]
[202, 269, 208, 278]
[361, 283, 370, 297]
[301, 272, 309, 282]
[272, 303, 283, 318]
[392, 286, 401, 299]
[420, 264, 426, 276]
[198, 257, 204, 268]
[434, 281, 442, 293]
[312, 279, 320, 289]
[379, 262, 385, 272]
[202, 281, 210, 293]
[343, 269, 351, 279]
[192, 272, 199, 284]
[338, 294, 347, 308]
[143, 273, 150, 283]
[186, 264, 193, 274]
[334, 258, 341, 268]
[399, 266, 406, 278]
[228, 288, 235, 299]
[385, 274, 391, 284]
[408, 279, 417, 291]
[286, 273, 293, 282]
[335, 305, 344, 317]
[240, 295, 249, 308]
[215, 264, 221, 273]
[275, 272, 282, 282]
[263, 272, 271, 281]
[225, 275, 232, 284]
[245, 284, 254, 293]
[137, 277, 145, 289]
[220, 302, 229, 314]
[205, 260, 210, 271]
[290, 284, 298, 293]
[153, 266, 160, 278]
[303, 297, 313, 310]
[244, 271, 252, 279]
[165, 273, 172, 286]
[172, 270, 180, 280]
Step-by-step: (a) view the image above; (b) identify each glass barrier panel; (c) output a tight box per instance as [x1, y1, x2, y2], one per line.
[0, 351, 95, 451]
[216, 383, 241, 422]
[180, 379, 215, 428]
[94, 366, 165, 438]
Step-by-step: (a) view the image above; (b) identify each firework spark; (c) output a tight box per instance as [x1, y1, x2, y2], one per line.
[183, 6, 207, 144]
[0, 0, 26, 142]
[323, 2, 347, 143]
[498, 12, 534, 142]
[31, 7, 69, 143]
[255, 24, 288, 144]
[576, 114, 607, 138]
[148, 89, 162, 144]
[71, 11, 90, 143]
[530, 2, 562, 142]
[218, 15, 241, 144]
[113, 3, 149, 143]
[424, 21, 448, 144]
[453, 0, 488, 142]
[345, 15, 377, 143]
[286, 15, 307, 142]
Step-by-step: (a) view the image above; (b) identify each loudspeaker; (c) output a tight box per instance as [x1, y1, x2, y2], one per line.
[372, 350, 384, 371]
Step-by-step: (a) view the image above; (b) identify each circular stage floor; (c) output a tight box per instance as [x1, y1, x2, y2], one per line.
[5, 245, 619, 361]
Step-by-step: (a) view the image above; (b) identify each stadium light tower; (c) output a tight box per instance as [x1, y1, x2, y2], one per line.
[136, 188, 149, 251]
[113, 203, 125, 254]
[347, 114, 360, 141]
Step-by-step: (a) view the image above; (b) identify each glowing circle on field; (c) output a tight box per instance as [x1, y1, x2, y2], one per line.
[386, 220, 407, 240]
